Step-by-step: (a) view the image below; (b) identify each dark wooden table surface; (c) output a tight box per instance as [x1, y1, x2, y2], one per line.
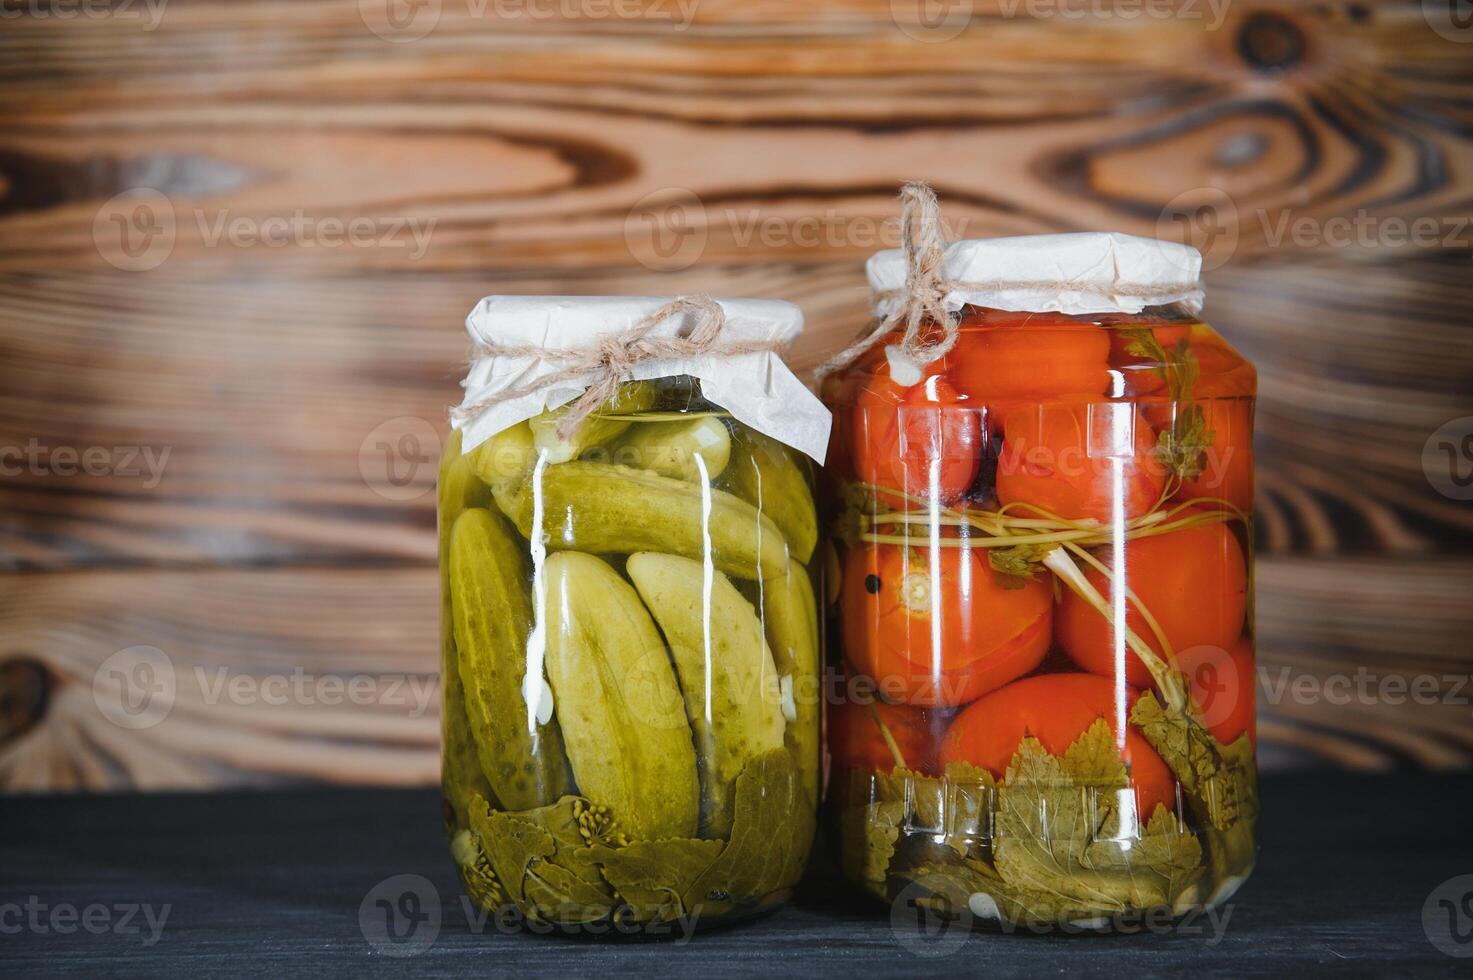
[3, 773, 1471, 977]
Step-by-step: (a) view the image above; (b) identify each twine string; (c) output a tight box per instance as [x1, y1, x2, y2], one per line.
[815, 181, 956, 380]
[450, 295, 785, 439]
[815, 180, 1205, 381]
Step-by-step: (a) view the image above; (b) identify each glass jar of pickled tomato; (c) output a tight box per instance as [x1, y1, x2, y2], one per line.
[821, 233, 1257, 931]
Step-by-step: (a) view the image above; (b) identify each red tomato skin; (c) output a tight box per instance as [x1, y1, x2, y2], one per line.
[1057, 520, 1248, 688]
[828, 699, 938, 775]
[840, 543, 1051, 708]
[939, 673, 1177, 816]
[995, 402, 1166, 523]
[1171, 398, 1254, 512]
[1178, 635, 1256, 746]
[948, 320, 1113, 409]
[851, 362, 982, 504]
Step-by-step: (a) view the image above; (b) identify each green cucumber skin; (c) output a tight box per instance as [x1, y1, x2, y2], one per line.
[529, 381, 657, 463]
[627, 552, 786, 839]
[757, 561, 822, 808]
[507, 461, 791, 581]
[722, 427, 817, 564]
[439, 431, 496, 825]
[542, 552, 701, 841]
[449, 507, 573, 812]
[608, 416, 732, 483]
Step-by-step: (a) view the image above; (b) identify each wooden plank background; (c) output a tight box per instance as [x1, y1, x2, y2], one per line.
[2, 0, 1471, 791]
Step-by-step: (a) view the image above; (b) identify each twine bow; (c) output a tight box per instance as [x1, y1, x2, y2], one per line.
[450, 295, 787, 439]
[816, 181, 959, 380]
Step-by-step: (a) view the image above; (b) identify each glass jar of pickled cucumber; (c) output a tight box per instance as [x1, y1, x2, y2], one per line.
[821, 232, 1258, 931]
[439, 295, 830, 933]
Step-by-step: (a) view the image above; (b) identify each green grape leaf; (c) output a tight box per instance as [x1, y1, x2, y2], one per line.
[1131, 694, 1258, 882]
[904, 860, 1114, 927]
[992, 721, 1197, 911]
[875, 762, 996, 858]
[682, 749, 812, 917]
[474, 810, 552, 909]
[1129, 696, 1255, 830]
[472, 796, 617, 923]
[837, 799, 907, 885]
[450, 817, 507, 912]
[989, 544, 1053, 589]
[580, 838, 725, 922]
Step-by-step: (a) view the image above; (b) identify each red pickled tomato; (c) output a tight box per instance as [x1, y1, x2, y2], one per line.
[948, 315, 1113, 414]
[1155, 397, 1254, 512]
[1056, 520, 1248, 689]
[995, 401, 1166, 523]
[828, 699, 937, 775]
[1178, 635, 1256, 746]
[940, 673, 1177, 817]
[851, 362, 982, 504]
[840, 542, 1051, 708]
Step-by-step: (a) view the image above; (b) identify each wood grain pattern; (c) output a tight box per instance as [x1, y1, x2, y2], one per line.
[4, 557, 1468, 790]
[1, 0, 1471, 790]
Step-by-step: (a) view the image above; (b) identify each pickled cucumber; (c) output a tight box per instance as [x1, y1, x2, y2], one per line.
[439, 430, 495, 826]
[542, 552, 700, 840]
[528, 381, 656, 463]
[608, 415, 732, 483]
[450, 507, 572, 810]
[721, 427, 817, 563]
[753, 561, 821, 807]
[469, 421, 538, 518]
[626, 552, 786, 839]
[503, 462, 791, 580]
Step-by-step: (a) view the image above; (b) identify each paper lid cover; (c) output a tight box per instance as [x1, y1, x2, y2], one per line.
[867, 232, 1204, 317]
[452, 295, 830, 463]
